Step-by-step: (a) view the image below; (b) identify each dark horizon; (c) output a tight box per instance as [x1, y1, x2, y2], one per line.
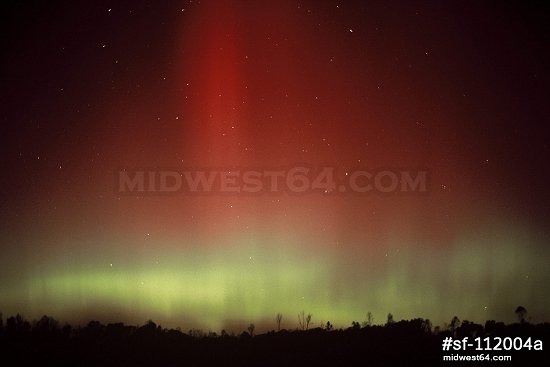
[1, 0, 549, 359]
[1, 310, 548, 366]
[0, 306, 543, 335]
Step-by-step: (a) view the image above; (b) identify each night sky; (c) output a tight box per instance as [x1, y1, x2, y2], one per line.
[1, 1, 549, 332]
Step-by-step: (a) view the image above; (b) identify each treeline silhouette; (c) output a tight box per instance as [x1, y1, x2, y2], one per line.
[0, 312, 548, 366]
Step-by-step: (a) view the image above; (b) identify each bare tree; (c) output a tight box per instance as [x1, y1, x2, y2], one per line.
[298, 310, 312, 330]
[247, 323, 255, 337]
[276, 313, 283, 331]
[298, 311, 305, 330]
[305, 313, 312, 330]
[363, 311, 374, 327]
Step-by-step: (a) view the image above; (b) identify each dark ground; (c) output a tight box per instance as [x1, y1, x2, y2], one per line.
[1, 315, 548, 366]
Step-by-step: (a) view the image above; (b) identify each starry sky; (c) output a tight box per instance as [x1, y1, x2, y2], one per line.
[1, 1, 549, 332]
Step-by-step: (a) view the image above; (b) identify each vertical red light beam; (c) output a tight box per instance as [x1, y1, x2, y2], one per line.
[179, 1, 250, 167]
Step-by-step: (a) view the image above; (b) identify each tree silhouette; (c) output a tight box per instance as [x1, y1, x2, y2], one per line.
[306, 314, 312, 330]
[450, 316, 460, 332]
[276, 313, 283, 331]
[0, 310, 548, 366]
[514, 306, 527, 323]
[363, 311, 374, 327]
[422, 319, 432, 333]
[6, 314, 31, 335]
[298, 311, 312, 330]
[189, 328, 205, 338]
[34, 315, 59, 335]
